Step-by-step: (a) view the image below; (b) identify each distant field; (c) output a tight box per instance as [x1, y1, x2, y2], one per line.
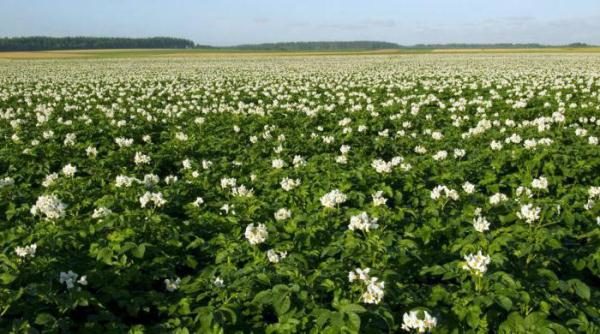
[1, 47, 600, 59]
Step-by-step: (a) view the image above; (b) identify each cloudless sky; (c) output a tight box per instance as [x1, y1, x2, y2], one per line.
[1, 0, 599, 45]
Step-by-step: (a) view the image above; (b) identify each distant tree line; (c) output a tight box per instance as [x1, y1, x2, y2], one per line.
[0, 36, 196, 51]
[233, 41, 401, 51]
[0, 37, 593, 52]
[410, 43, 591, 49]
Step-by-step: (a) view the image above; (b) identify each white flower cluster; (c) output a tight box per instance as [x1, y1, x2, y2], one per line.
[348, 212, 379, 232]
[430, 185, 459, 201]
[31, 194, 66, 220]
[320, 189, 348, 208]
[489, 193, 509, 206]
[473, 211, 490, 233]
[584, 186, 600, 210]
[231, 184, 254, 197]
[245, 223, 268, 245]
[516, 204, 541, 224]
[60, 270, 87, 289]
[348, 268, 385, 304]
[0, 176, 15, 188]
[371, 156, 408, 173]
[401, 310, 438, 333]
[531, 176, 548, 191]
[134, 152, 151, 165]
[92, 207, 112, 219]
[371, 191, 388, 206]
[15, 243, 37, 258]
[61, 163, 77, 177]
[164, 277, 181, 292]
[267, 249, 288, 263]
[462, 251, 491, 276]
[462, 182, 476, 194]
[274, 208, 291, 221]
[139, 191, 166, 208]
[280, 177, 301, 191]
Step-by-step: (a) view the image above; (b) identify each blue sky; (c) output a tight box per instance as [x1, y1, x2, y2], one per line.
[1, 0, 599, 45]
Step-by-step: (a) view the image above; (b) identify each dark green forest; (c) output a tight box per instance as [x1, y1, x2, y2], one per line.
[0, 36, 593, 51]
[0, 37, 196, 51]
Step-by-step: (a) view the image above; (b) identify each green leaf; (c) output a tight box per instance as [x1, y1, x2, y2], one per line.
[570, 279, 590, 300]
[339, 303, 366, 314]
[35, 313, 56, 326]
[131, 244, 146, 258]
[496, 296, 513, 311]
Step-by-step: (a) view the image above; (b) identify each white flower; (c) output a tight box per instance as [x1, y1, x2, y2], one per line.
[175, 132, 188, 141]
[272, 159, 285, 169]
[220, 177, 237, 189]
[361, 277, 385, 304]
[489, 193, 508, 205]
[164, 278, 181, 292]
[164, 175, 178, 185]
[292, 155, 306, 167]
[139, 192, 166, 208]
[134, 152, 151, 165]
[348, 268, 384, 304]
[414, 145, 427, 154]
[115, 137, 133, 148]
[86, 146, 98, 158]
[462, 182, 475, 194]
[320, 189, 347, 208]
[182, 159, 192, 170]
[462, 251, 491, 276]
[280, 177, 301, 191]
[517, 204, 541, 224]
[401, 310, 437, 333]
[371, 159, 393, 173]
[473, 216, 490, 233]
[430, 185, 459, 201]
[245, 223, 268, 245]
[220, 203, 235, 215]
[31, 195, 66, 220]
[42, 173, 59, 187]
[432, 150, 447, 161]
[115, 175, 137, 188]
[144, 174, 160, 187]
[431, 131, 443, 140]
[232, 185, 254, 197]
[92, 207, 112, 219]
[192, 197, 204, 207]
[274, 208, 291, 221]
[63, 133, 76, 146]
[372, 191, 388, 207]
[348, 267, 371, 282]
[0, 177, 15, 188]
[61, 164, 77, 177]
[202, 160, 213, 169]
[453, 148, 466, 158]
[516, 186, 532, 199]
[15, 244, 37, 258]
[59, 270, 86, 289]
[340, 145, 351, 154]
[531, 176, 548, 191]
[490, 140, 503, 151]
[348, 212, 379, 232]
[267, 249, 288, 263]
[589, 136, 599, 145]
[213, 276, 224, 287]
[335, 155, 348, 164]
